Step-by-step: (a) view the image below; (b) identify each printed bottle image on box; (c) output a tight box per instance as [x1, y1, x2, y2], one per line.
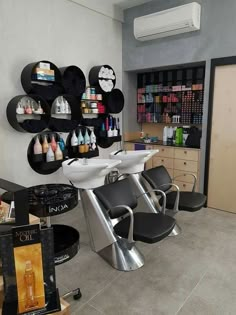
[13, 225, 45, 314]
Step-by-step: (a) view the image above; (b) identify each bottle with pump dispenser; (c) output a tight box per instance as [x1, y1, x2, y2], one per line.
[78, 130, 85, 153]
[90, 128, 96, 151]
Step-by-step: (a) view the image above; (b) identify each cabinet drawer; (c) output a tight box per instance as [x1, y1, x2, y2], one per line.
[155, 146, 174, 158]
[174, 148, 199, 161]
[174, 159, 198, 172]
[173, 170, 198, 183]
[173, 181, 194, 192]
[153, 157, 174, 169]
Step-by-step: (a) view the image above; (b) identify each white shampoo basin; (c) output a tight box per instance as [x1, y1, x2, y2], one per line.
[109, 150, 159, 174]
[62, 158, 122, 189]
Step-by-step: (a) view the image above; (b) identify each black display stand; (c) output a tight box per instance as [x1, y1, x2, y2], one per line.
[66, 126, 99, 159]
[21, 60, 64, 101]
[89, 65, 116, 93]
[27, 131, 66, 175]
[60, 65, 86, 97]
[7, 95, 51, 133]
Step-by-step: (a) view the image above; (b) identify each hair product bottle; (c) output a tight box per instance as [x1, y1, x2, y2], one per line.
[24, 260, 38, 309]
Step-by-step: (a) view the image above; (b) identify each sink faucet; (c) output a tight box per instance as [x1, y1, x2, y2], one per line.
[82, 158, 88, 165]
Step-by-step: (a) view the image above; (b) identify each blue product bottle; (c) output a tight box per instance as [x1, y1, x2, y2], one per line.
[59, 137, 65, 151]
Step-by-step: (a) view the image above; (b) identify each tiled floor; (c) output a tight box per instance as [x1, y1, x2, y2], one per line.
[52, 205, 236, 315]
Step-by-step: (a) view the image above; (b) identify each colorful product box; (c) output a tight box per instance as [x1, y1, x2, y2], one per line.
[12, 224, 45, 314]
[32, 73, 55, 81]
[35, 68, 55, 76]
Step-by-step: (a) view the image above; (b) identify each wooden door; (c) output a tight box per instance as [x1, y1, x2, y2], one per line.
[207, 64, 236, 213]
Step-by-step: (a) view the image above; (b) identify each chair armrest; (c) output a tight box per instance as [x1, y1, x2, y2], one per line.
[137, 189, 167, 214]
[157, 183, 180, 213]
[173, 173, 197, 192]
[107, 205, 134, 244]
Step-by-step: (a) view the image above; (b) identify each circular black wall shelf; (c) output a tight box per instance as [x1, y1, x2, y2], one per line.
[89, 65, 116, 93]
[60, 65, 86, 97]
[102, 88, 124, 114]
[7, 95, 50, 133]
[66, 126, 99, 159]
[48, 94, 82, 132]
[27, 131, 66, 175]
[21, 60, 64, 101]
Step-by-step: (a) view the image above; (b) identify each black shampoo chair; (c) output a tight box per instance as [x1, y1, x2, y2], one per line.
[142, 166, 206, 216]
[93, 178, 176, 246]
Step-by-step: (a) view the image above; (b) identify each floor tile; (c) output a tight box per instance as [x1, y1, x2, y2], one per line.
[72, 303, 104, 315]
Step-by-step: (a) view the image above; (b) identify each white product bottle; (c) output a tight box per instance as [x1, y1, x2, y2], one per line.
[78, 130, 84, 145]
[163, 126, 168, 143]
[108, 127, 113, 137]
[168, 126, 173, 140]
[55, 98, 61, 114]
[84, 129, 90, 144]
[71, 130, 78, 146]
[60, 96, 66, 113]
[113, 126, 118, 137]
[90, 128, 96, 144]
[46, 144, 55, 162]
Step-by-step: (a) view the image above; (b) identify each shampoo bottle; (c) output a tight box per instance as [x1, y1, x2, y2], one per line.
[46, 144, 55, 162]
[71, 130, 78, 146]
[42, 136, 49, 154]
[33, 136, 42, 155]
[50, 135, 57, 152]
[55, 143, 63, 160]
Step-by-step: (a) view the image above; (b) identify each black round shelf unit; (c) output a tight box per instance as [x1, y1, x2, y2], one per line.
[6, 95, 51, 133]
[27, 131, 66, 175]
[48, 94, 82, 132]
[60, 65, 86, 97]
[21, 60, 64, 101]
[66, 126, 99, 159]
[89, 65, 116, 93]
[102, 88, 124, 114]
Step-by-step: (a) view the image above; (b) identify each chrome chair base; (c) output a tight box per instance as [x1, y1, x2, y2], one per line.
[98, 238, 145, 271]
[168, 223, 181, 236]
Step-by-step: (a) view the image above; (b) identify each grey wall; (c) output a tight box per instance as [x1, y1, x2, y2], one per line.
[0, 0, 122, 187]
[122, 0, 236, 192]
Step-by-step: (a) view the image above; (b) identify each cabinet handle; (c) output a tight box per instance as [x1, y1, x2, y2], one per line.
[162, 149, 165, 152]
[161, 159, 164, 162]
[184, 162, 187, 165]
[184, 151, 187, 154]
[183, 184, 186, 187]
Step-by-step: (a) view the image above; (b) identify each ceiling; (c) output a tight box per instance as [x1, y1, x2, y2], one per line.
[111, 0, 153, 10]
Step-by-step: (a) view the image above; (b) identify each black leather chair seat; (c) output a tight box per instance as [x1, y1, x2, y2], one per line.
[114, 212, 176, 244]
[160, 191, 207, 212]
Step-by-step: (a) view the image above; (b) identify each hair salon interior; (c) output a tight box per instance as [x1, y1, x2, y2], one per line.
[0, 0, 235, 314]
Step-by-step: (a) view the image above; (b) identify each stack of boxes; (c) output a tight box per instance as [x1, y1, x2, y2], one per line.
[32, 62, 55, 82]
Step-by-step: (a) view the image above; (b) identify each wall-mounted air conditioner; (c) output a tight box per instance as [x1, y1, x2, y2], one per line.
[134, 2, 201, 41]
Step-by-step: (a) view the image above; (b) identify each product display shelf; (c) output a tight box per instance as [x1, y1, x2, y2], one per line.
[60, 65, 86, 98]
[49, 94, 82, 132]
[21, 60, 64, 101]
[0, 201, 41, 311]
[26, 183, 81, 301]
[27, 131, 67, 175]
[89, 64, 116, 93]
[7, 95, 51, 133]
[137, 65, 205, 125]
[66, 126, 99, 159]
